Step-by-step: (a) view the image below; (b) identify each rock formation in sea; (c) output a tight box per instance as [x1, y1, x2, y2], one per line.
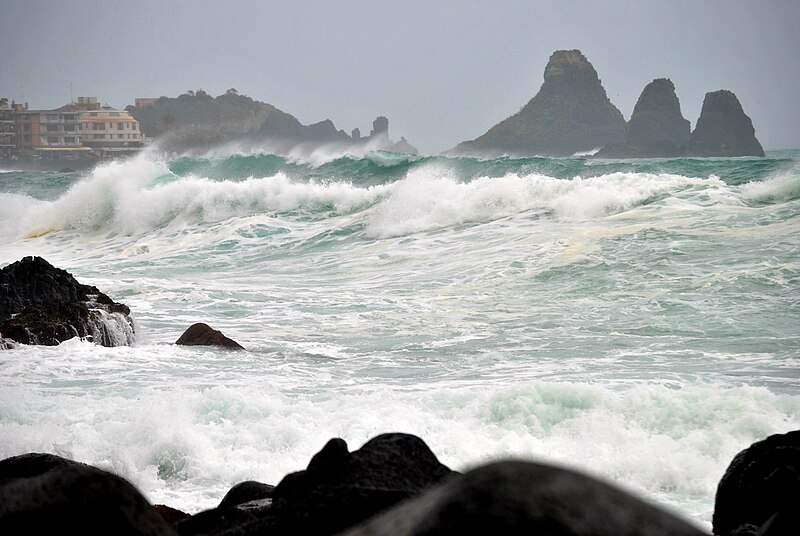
[452, 49, 626, 157]
[713, 430, 800, 536]
[127, 90, 417, 155]
[0, 256, 135, 347]
[596, 78, 691, 158]
[686, 90, 765, 157]
[175, 322, 244, 350]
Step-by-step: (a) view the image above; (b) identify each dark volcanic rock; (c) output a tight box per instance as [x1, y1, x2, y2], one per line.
[0, 256, 135, 347]
[218, 481, 275, 509]
[597, 78, 691, 158]
[155, 504, 191, 525]
[0, 452, 175, 535]
[189, 433, 455, 536]
[0, 334, 17, 349]
[342, 460, 706, 536]
[175, 323, 244, 350]
[454, 49, 625, 157]
[687, 90, 765, 157]
[713, 430, 800, 536]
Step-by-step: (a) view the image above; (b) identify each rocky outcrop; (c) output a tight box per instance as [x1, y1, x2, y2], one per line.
[687, 90, 765, 157]
[3, 432, 714, 536]
[129, 91, 418, 155]
[0, 334, 17, 350]
[217, 481, 275, 510]
[342, 461, 706, 536]
[713, 430, 800, 536]
[0, 256, 135, 347]
[0, 453, 175, 535]
[453, 49, 625, 157]
[596, 78, 691, 158]
[174, 433, 455, 535]
[175, 323, 244, 350]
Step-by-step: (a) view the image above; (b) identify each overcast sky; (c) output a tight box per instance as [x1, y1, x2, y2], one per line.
[2, 0, 798, 152]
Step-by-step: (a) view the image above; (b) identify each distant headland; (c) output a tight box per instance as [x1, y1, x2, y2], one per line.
[451, 49, 764, 158]
[1, 50, 766, 167]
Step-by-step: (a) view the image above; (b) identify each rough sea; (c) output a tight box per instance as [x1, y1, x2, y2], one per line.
[1, 146, 799, 530]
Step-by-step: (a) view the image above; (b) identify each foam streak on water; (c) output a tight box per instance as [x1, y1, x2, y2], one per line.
[1, 149, 799, 528]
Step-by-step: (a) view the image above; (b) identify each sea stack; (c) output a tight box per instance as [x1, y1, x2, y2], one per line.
[453, 49, 625, 157]
[596, 78, 690, 158]
[687, 90, 765, 157]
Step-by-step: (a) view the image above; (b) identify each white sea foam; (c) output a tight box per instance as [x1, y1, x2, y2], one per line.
[4, 150, 750, 244]
[1, 340, 796, 526]
[365, 167, 726, 238]
[741, 168, 800, 202]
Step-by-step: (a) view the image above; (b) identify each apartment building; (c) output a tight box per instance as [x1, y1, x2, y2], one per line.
[14, 108, 87, 155]
[0, 99, 14, 159]
[77, 101, 145, 157]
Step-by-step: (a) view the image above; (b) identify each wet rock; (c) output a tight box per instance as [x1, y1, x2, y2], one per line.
[713, 430, 800, 536]
[0, 333, 17, 349]
[155, 504, 191, 525]
[218, 481, 275, 509]
[342, 460, 706, 536]
[174, 507, 258, 536]
[175, 323, 244, 350]
[687, 90, 765, 157]
[453, 49, 625, 156]
[0, 452, 175, 535]
[0, 256, 135, 347]
[597, 78, 691, 158]
[209, 433, 455, 535]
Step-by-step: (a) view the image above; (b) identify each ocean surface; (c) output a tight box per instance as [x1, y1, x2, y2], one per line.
[1, 147, 799, 529]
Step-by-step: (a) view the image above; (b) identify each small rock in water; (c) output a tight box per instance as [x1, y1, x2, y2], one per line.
[175, 322, 244, 350]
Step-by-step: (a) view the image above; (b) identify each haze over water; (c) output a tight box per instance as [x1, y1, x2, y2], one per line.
[1, 147, 799, 528]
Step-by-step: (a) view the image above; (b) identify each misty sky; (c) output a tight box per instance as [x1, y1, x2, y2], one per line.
[2, 0, 798, 152]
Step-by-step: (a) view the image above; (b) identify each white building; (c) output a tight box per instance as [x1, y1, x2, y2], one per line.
[78, 107, 146, 157]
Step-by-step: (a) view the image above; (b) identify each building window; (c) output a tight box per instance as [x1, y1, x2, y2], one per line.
[65, 136, 75, 144]
[117, 123, 124, 130]
[47, 136, 58, 144]
[92, 123, 105, 130]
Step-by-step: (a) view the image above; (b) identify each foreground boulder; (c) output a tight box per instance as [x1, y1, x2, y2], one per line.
[218, 481, 275, 509]
[342, 460, 706, 536]
[453, 49, 625, 157]
[713, 430, 800, 536]
[687, 90, 765, 157]
[0, 453, 175, 535]
[596, 78, 691, 158]
[0, 256, 135, 347]
[175, 433, 455, 535]
[175, 323, 244, 350]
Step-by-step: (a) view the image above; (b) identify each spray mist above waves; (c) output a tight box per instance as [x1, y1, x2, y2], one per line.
[2, 149, 797, 248]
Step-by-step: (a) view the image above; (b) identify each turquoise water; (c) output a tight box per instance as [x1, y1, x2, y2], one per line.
[1, 148, 799, 527]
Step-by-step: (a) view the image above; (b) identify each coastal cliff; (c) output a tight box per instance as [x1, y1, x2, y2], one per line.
[127, 91, 417, 154]
[453, 49, 626, 157]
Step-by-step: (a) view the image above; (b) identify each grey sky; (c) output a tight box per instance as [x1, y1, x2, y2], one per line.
[2, 0, 798, 152]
